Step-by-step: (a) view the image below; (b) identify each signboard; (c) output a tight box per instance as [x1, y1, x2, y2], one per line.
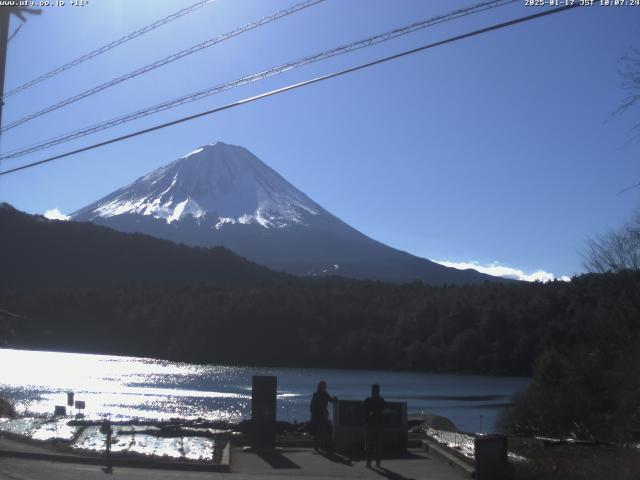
[67, 391, 74, 407]
[251, 375, 277, 449]
[333, 400, 408, 453]
[75, 400, 86, 410]
[381, 402, 403, 428]
[337, 400, 364, 427]
[335, 400, 405, 428]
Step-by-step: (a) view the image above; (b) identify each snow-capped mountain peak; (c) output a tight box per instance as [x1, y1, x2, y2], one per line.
[72, 142, 322, 229]
[71, 141, 505, 285]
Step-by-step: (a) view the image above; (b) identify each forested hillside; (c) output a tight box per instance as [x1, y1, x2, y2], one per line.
[1, 271, 637, 378]
[0, 203, 284, 290]
[2, 203, 639, 441]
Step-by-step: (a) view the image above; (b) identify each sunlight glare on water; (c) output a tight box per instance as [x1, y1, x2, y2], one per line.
[0, 348, 529, 432]
[0, 348, 252, 422]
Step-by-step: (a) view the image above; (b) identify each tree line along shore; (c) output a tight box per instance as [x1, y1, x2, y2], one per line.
[1, 269, 639, 443]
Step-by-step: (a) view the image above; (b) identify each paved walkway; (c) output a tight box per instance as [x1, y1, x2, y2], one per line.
[0, 436, 466, 480]
[231, 447, 466, 479]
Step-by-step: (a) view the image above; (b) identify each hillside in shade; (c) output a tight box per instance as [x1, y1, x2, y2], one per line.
[0, 203, 284, 291]
[72, 141, 504, 285]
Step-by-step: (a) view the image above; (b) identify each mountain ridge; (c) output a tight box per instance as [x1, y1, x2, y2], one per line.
[0, 203, 285, 291]
[71, 142, 509, 285]
[72, 142, 325, 229]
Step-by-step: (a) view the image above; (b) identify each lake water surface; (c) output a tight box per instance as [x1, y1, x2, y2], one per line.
[0, 348, 529, 433]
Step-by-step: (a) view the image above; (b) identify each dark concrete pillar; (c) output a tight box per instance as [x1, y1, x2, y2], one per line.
[251, 375, 277, 450]
[474, 435, 508, 480]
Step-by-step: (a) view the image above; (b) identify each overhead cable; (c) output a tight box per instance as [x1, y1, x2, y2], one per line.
[0, 0, 325, 133]
[1, 0, 218, 100]
[0, 0, 515, 161]
[0, 3, 581, 177]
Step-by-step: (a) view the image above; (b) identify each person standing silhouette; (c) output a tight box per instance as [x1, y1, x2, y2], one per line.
[310, 380, 336, 452]
[363, 383, 385, 468]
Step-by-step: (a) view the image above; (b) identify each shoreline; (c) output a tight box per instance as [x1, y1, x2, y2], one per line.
[0, 347, 528, 435]
[0, 414, 234, 466]
[0, 345, 533, 378]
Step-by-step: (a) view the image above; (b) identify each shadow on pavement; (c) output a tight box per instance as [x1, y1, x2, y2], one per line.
[371, 466, 416, 480]
[319, 450, 353, 466]
[257, 451, 301, 469]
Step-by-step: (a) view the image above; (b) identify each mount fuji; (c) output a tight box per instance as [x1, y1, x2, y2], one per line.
[71, 142, 499, 285]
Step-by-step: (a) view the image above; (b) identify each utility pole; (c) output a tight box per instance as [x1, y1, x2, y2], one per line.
[0, 6, 41, 134]
[0, 8, 10, 132]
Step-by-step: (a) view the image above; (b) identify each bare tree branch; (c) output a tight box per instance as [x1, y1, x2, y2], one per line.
[582, 214, 640, 273]
[613, 45, 640, 118]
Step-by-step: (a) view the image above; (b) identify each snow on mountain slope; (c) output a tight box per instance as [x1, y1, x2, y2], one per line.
[72, 142, 322, 229]
[71, 142, 508, 285]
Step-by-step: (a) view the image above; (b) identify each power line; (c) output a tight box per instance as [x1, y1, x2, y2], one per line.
[0, 3, 581, 178]
[0, 0, 325, 134]
[1, 0, 217, 101]
[0, 0, 516, 162]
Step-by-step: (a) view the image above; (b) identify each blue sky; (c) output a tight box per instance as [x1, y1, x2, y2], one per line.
[0, 0, 638, 280]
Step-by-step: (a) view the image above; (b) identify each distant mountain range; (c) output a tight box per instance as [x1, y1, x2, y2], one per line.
[0, 203, 283, 291]
[71, 142, 503, 285]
